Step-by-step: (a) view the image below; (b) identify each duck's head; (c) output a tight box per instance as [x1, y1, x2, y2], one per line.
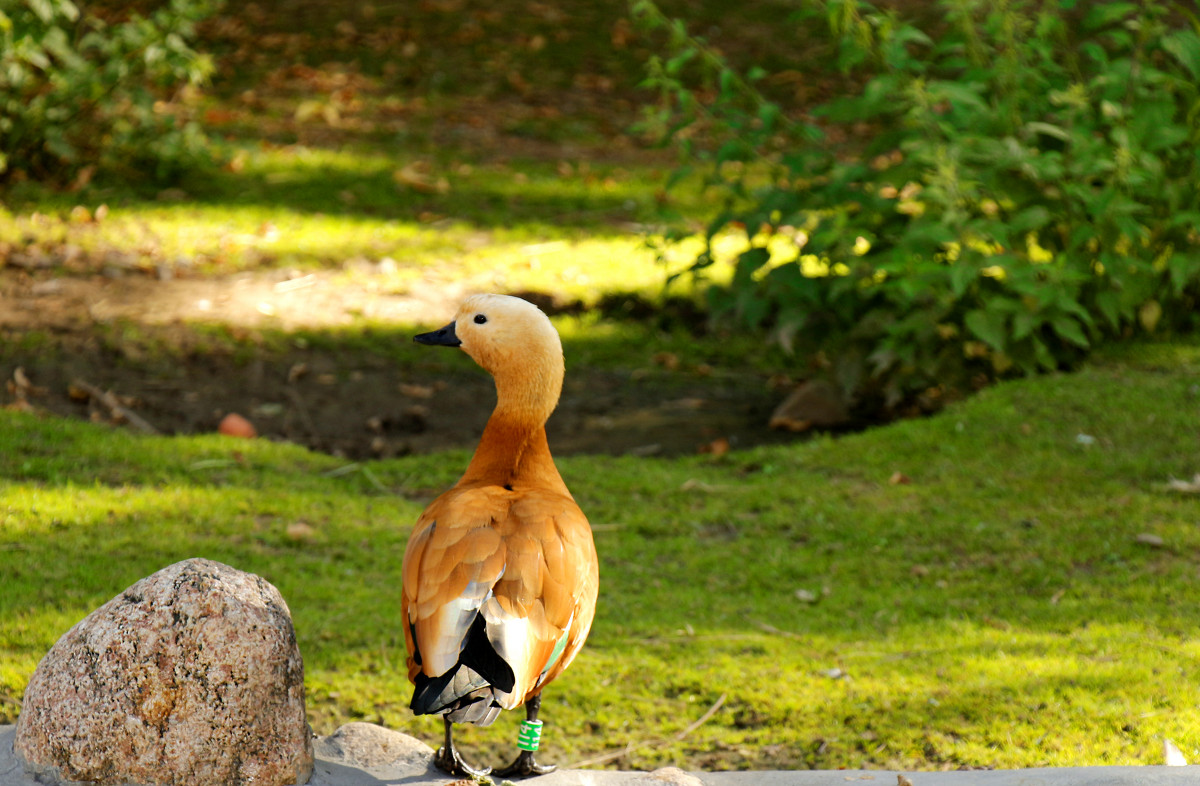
[415, 294, 564, 419]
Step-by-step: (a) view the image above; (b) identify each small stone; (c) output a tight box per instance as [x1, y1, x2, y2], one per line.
[769, 379, 850, 432]
[218, 411, 257, 438]
[794, 588, 819, 604]
[14, 558, 313, 786]
[313, 722, 433, 769]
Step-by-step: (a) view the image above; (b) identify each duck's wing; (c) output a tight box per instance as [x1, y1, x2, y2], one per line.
[485, 491, 599, 705]
[402, 486, 508, 685]
[401, 486, 598, 711]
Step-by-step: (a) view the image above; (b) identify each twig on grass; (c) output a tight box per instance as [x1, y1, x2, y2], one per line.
[565, 692, 727, 769]
[324, 462, 388, 494]
[752, 619, 804, 639]
[72, 379, 159, 435]
[284, 387, 322, 449]
[674, 692, 726, 740]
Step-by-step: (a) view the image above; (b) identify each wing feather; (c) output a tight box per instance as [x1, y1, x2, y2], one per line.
[404, 488, 510, 678]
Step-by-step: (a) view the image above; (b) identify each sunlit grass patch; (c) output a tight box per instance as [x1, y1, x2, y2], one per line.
[0, 143, 706, 306]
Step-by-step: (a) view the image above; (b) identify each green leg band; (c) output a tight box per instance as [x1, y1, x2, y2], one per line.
[517, 719, 543, 752]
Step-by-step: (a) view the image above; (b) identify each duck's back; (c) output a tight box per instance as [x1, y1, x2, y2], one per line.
[402, 481, 598, 720]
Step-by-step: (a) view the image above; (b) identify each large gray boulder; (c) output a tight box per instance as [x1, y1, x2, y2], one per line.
[13, 558, 313, 786]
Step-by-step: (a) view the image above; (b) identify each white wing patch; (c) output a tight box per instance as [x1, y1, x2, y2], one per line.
[421, 577, 495, 676]
[480, 595, 530, 709]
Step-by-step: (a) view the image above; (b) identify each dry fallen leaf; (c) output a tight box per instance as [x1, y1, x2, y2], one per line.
[889, 471, 911, 485]
[393, 161, 449, 194]
[769, 415, 812, 433]
[12, 367, 47, 397]
[287, 362, 309, 383]
[286, 521, 316, 542]
[399, 382, 435, 399]
[698, 437, 730, 457]
[679, 478, 731, 493]
[652, 351, 680, 370]
[1165, 474, 1200, 493]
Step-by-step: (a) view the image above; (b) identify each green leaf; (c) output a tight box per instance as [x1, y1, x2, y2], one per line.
[1161, 30, 1200, 81]
[1083, 4, 1137, 31]
[965, 309, 1007, 351]
[1011, 206, 1051, 233]
[1094, 290, 1122, 330]
[718, 68, 736, 97]
[25, 0, 56, 23]
[928, 80, 988, 114]
[949, 263, 977, 299]
[665, 47, 698, 76]
[1051, 314, 1090, 348]
[1168, 252, 1200, 294]
[1012, 310, 1038, 341]
[1033, 336, 1057, 370]
[757, 103, 781, 134]
[1025, 121, 1071, 142]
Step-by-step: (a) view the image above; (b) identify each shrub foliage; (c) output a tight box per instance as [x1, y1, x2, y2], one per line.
[0, 0, 219, 185]
[636, 0, 1200, 407]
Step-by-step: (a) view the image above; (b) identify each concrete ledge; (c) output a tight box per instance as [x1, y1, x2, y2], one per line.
[3, 724, 1197, 786]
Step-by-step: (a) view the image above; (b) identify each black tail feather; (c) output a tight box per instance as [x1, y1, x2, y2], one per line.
[409, 613, 516, 725]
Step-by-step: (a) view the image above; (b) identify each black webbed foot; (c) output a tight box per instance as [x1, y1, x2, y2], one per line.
[434, 717, 492, 778]
[434, 744, 493, 778]
[494, 749, 557, 778]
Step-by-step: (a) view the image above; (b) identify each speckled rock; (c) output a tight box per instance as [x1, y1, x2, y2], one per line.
[313, 723, 433, 769]
[13, 558, 313, 786]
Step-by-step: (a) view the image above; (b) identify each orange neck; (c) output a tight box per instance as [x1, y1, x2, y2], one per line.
[458, 412, 569, 494]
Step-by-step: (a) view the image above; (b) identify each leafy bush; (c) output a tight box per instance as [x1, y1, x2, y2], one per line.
[0, 0, 219, 186]
[635, 0, 1200, 408]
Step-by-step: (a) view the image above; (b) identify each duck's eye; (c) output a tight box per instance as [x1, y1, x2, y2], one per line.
[474, 314, 488, 325]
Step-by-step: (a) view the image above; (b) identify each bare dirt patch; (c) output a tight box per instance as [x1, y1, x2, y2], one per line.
[2, 271, 800, 458]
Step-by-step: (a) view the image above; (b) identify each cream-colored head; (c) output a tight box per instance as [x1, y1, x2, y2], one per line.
[416, 294, 564, 425]
[452, 294, 561, 376]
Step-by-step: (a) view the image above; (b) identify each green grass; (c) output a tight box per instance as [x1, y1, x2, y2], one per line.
[3, 337, 1200, 771]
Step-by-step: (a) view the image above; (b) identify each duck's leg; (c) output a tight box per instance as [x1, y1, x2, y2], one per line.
[434, 717, 492, 778]
[494, 693, 557, 778]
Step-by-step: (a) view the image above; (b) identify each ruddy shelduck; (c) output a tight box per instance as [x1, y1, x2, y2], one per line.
[403, 294, 599, 778]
